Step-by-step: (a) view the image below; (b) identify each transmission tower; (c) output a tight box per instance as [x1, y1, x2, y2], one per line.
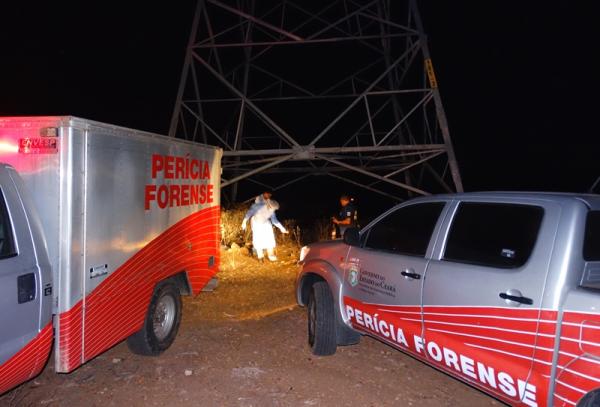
[169, 0, 463, 203]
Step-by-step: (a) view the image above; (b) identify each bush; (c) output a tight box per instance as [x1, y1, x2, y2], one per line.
[220, 206, 334, 250]
[220, 205, 248, 247]
[276, 219, 301, 247]
[221, 206, 301, 248]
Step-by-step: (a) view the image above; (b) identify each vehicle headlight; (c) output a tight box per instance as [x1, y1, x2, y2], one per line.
[299, 246, 310, 263]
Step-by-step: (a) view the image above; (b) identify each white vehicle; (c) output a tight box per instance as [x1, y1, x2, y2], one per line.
[297, 193, 600, 406]
[0, 116, 222, 394]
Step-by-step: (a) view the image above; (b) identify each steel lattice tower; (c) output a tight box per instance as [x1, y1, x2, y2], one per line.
[169, 0, 463, 203]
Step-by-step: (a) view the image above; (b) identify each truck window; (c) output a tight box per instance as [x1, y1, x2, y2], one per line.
[363, 202, 445, 257]
[584, 211, 600, 261]
[0, 190, 17, 259]
[443, 202, 543, 268]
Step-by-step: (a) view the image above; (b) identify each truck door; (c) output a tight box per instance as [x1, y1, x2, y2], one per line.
[342, 201, 447, 355]
[422, 200, 559, 406]
[0, 165, 48, 370]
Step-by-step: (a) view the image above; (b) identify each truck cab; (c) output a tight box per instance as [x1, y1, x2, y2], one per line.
[297, 192, 600, 406]
[0, 163, 53, 391]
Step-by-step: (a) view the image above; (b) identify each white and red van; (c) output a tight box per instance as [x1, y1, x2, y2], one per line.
[0, 116, 222, 394]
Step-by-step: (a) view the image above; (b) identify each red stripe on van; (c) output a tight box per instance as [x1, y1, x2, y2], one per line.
[57, 205, 220, 372]
[345, 298, 574, 406]
[554, 310, 600, 406]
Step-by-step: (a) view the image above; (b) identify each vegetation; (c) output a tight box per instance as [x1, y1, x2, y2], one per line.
[220, 205, 330, 249]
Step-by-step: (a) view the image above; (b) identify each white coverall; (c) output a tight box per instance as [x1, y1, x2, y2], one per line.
[242, 199, 287, 259]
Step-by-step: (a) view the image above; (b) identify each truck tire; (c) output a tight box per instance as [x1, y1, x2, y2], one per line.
[127, 282, 182, 356]
[308, 281, 337, 356]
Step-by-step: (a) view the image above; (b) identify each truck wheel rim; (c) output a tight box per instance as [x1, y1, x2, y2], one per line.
[153, 294, 176, 341]
[308, 297, 316, 345]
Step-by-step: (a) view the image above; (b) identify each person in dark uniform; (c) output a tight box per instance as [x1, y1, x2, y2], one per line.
[332, 194, 358, 238]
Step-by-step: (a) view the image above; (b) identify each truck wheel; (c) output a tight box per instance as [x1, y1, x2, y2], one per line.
[127, 282, 182, 356]
[308, 281, 337, 356]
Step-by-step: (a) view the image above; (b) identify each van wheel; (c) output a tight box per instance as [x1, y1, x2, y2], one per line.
[578, 390, 600, 407]
[308, 281, 337, 356]
[336, 311, 361, 346]
[127, 282, 182, 356]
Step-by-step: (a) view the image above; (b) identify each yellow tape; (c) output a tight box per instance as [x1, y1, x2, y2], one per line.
[425, 58, 438, 89]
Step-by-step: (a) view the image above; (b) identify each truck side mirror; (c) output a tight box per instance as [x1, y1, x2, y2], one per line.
[343, 227, 360, 246]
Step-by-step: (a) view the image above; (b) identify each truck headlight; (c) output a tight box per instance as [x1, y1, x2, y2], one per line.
[299, 246, 310, 263]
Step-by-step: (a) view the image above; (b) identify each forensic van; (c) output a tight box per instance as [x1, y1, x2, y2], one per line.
[0, 116, 221, 394]
[297, 193, 600, 406]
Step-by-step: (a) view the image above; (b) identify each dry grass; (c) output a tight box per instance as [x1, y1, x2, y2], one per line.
[309, 217, 333, 242]
[220, 205, 304, 249]
[185, 240, 300, 321]
[187, 202, 315, 322]
[220, 205, 248, 247]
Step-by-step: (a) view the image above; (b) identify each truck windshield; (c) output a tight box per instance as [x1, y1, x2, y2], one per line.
[584, 211, 600, 261]
[0, 190, 17, 259]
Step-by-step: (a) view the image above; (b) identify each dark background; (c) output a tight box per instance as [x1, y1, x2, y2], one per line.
[1, 2, 599, 218]
[421, 2, 600, 193]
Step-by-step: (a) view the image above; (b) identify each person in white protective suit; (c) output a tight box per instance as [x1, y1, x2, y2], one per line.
[254, 191, 272, 204]
[242, 194, 288, 262]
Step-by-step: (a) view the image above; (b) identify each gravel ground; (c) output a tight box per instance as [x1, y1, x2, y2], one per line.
[0, 246, 499, 406]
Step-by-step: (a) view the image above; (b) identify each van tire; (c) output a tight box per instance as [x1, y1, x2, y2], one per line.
[127, 282, 182, 356]
[336, 311, 361, 346]
[578, 390, 600, 407]
[308, 281, 337, 356]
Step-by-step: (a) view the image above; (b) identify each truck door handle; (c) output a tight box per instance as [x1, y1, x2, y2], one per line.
[17, 273, 36, 304]
[401, 270, 421, 280]
[499, 292, 533, 305]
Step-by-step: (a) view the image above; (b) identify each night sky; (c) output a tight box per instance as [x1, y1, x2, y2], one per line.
[1, 2, 599, 201]
[421, 2, 600, 193]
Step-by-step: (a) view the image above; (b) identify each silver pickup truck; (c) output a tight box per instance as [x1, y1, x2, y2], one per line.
[296, 192, 600, 407]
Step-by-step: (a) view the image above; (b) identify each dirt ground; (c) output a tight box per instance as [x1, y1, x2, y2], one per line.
[1, 246, 499, 407]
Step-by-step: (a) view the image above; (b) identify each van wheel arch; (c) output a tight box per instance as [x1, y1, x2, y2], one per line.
[578, 389, 600, 407]
[300, 273, 360, 347]
[300, 273, 326, 305]
[170, 271, 192, 296]
[126, 279, 183, 356]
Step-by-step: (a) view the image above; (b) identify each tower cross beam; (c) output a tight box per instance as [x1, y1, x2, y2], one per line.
[170, 0, 464, 201]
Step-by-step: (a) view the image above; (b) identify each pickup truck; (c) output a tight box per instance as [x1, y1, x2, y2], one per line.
[296, 193, 600, 407]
